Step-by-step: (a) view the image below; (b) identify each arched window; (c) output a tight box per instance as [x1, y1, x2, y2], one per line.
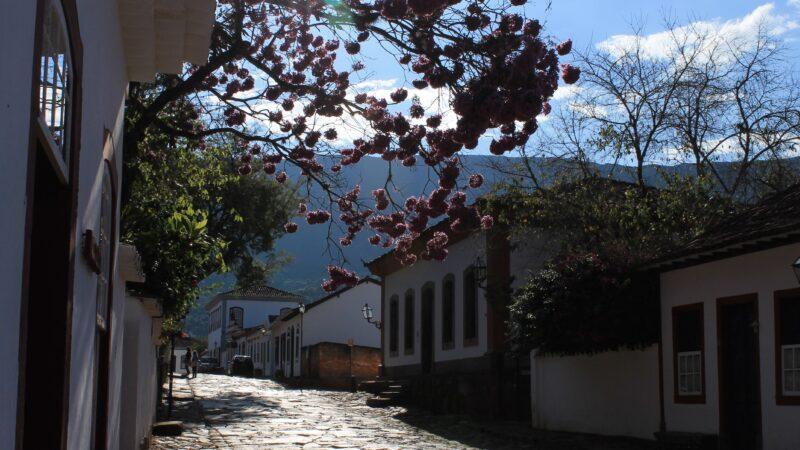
[39, 0, 74, 175]
[389, 296, 399, 356]
[442, 275, 455, 349]
[463, 266, 478, 346]
[404, 289, 415, 354]
[229, 307, 244, 328]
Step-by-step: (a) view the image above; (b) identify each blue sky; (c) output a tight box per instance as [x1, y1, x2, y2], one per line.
[333, 1, 800, 157]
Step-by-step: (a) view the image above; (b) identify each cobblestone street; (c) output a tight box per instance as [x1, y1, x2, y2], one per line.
[151, 374, 655, 450]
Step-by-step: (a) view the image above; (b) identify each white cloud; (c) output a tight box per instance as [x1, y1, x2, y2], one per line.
[597, 4, 799, 60]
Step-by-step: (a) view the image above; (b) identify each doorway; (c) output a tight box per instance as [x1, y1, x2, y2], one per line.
[21, 146, 73, 450]
[718, 295, 761, 450]
[421, 284, 434, 374]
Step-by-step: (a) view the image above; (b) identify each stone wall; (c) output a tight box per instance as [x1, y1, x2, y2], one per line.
[302, 342, 381, 389]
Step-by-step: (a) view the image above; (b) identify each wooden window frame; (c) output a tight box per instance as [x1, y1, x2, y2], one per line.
[775, 288, 800, 405]
[442, 274, 455, 350]
[463, 266, 478, 347]
[229, 306, 244, 328]
[389, 296, 399, 357]
[404, 289, 415, 355]
[672, 302, 706, 404]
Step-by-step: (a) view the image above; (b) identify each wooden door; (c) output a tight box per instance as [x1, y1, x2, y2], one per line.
[718, 296, 761, 450]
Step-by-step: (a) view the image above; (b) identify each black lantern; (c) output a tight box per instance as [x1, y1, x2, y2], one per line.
[362, 303, 381, 329]
[474, 255, 488, 289]
[793, 256, 800, 284]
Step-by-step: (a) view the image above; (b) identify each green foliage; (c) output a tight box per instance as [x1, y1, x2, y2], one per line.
[509, 253, 659, 355]
[122, 138, 296, 332]
[499, 174, 735, 355]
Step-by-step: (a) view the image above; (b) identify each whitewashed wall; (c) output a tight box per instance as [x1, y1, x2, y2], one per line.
[383, 233, 489, 368]
[301, 281, 381, 348]
[207, 304, 222, 361]
[0, 2, 39, 447]
[531, 347, 661, 440]
[118, 296, 159, 450]
[67, 1, 129, 448]
[219, 298, 299, 369]
[660, 243, 800, 450]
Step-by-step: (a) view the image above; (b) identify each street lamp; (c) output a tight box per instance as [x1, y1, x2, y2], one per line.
[793, 256, 800, 284]
[362, 303, 381, 329]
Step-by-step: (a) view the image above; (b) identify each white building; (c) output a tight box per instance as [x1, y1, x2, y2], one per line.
[117, 245, 163, 450]
[366, 220, 543, 417]
[652, 184, 800, 450]
[265, 278, 381, 382]
[0, 1, 213, 449]
[528, 184, 800, 448]
[205, 284, 302, 370]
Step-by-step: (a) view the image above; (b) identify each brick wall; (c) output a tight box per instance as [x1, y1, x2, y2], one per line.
[302, 342, 381, 389]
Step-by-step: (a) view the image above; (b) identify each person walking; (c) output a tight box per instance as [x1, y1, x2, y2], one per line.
[190, 350, 199, 379]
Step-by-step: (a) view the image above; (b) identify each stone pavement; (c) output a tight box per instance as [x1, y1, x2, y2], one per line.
[151, 373, 656, 450]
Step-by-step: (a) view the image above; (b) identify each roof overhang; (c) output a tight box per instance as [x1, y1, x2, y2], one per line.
[648, 230, 800, 273]
[118, 0, 216, 82]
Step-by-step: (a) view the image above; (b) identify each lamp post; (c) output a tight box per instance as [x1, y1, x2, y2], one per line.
[362, 303, 381, 329]
[793, 256, 800, 284]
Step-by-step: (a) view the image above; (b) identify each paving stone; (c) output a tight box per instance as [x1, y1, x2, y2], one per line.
[152, 373, 656, 450]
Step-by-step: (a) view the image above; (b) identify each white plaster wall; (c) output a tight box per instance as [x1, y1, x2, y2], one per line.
[531, 346, 661, 440]
[660, 243, 800, 450]
[270, 319, 301, 376]
[0, 2, 37, 447]
[219, 299, 299, 369]
[207, 304, 222, 361]
[383, 233, 489, 368]
[67, 0, 129, 448]
[302, 281, 382, 348]
[118, 296, 159, 450]
[226, 299, 300, 329]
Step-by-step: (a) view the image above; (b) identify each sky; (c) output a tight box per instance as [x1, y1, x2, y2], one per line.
[337, 1, 800, 158]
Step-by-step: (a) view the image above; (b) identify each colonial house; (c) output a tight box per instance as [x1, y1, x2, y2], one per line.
[0, 1, 213, 449]
[205, 284, 302, 370]
[650, 184, 800, 450]
[366, 219, 546, 418]
[265, 278, 382, 387]
[117, 245, 163, 450]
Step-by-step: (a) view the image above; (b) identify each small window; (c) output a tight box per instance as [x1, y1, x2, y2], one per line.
[389, 296, 399, 356]
[776, 289, 800, 404]
[442, 275, 455, 350]
[229, 307, 244, 328]
[463, 267, 478, 346]
[672, 303, 705, 403]
[404, 289, 415, 354]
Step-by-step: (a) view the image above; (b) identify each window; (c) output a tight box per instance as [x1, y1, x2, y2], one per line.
[95, 169, 113, 331]
[389, 296, 399, 356]
[404, 289, 415, 354]
[295, 327, 300, 358]
[442, 275, 455, 350]
[229, 307, 244, 328]
[672, 303, 705, 402]
[463, 267, 478, 346]
[38, 0, 74, 178]
[776, 289, 800, 404]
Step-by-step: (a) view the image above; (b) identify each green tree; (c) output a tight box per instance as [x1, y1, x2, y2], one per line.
[122, 129, 297, 329]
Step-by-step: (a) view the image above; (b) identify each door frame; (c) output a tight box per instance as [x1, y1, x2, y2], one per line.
[716, 293, 762, 448]
[17, 0, 83, 448]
